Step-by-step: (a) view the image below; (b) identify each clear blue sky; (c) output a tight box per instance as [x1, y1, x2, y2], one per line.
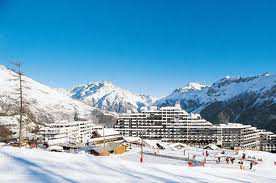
[0, 0, 276, 96]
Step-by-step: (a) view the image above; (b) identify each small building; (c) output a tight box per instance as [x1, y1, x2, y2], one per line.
[91, 127, 123, 145]
[203, 144, 219, 150]
[259, 131, 276, 152]
[90, 127, 125, 154]
[90, 147, 110, 156]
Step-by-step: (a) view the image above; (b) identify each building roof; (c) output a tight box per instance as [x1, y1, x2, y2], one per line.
[216, 123, 253, 129]
[96, 128, 120, 137]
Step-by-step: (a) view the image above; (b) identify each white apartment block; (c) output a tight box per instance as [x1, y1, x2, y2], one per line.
[259, 131, 276, 152]
[114, 103, 263, 150]
[40, 120, 93, 146]
[212, 123, 260, 149]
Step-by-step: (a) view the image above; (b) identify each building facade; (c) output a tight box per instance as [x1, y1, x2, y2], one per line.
[114, 104, 262, 150]
[212, 123, 260, 149]
[259, 131, 276, 152]
[40, 120, 93, 146]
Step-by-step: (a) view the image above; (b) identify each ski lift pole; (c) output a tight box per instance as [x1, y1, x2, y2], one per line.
[140, 137, 143, 163]
[103, 125, 105, 150]
[140, 129, 146, 163]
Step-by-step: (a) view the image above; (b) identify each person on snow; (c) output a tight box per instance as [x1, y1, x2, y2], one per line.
[226, 157, 229, 164]
[242, 153, 246, 160]
[230, 157, 235, 164]
[217, 157, 221, 163]
[250, 161, 253, 170]
[239, 161, 244, 170]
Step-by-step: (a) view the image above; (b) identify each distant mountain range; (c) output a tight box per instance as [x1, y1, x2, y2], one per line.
[0, 64, 275, 132]
[70, 73, 276, 132]
[156, 73, 276, 132]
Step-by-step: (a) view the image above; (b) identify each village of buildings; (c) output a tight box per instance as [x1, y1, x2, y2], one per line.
[11, 102, 272, 154]
[2, 101, 276, 182]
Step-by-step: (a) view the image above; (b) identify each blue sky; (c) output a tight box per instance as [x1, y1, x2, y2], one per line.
[0, 0, 276, 96]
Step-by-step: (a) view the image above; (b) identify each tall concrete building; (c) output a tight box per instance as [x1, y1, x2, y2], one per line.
[114, 103, 262, 150]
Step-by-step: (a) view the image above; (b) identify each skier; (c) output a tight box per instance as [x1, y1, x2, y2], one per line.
[217, 157, 221, 163]
[242, 153, 246, 160]
[239, 161, 244, 170]
[226, 157, 229, 164]
[230, 157, 235, 164]
[250, 161, 253, 170]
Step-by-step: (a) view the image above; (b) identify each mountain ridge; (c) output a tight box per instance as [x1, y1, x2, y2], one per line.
[156, 73, 276, 132]
[0, 65, 117, 132]
[1, 63, 275, 132]
[70, 81, 157, 113]
[70, 73, 276, 132]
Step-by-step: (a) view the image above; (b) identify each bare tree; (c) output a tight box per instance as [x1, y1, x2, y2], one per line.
[10, 62, 25, 146]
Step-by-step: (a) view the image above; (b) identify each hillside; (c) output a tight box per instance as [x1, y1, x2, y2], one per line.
[1, 63, 275, 132]
[0, 65, 115, 133]
[156, 73, 276, 132]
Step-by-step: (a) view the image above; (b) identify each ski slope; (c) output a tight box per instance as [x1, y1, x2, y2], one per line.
[0, 146, 275, 183]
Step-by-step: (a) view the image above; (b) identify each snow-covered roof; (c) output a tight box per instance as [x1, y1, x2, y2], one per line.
[47, 145, 63, 151]
[123, 136, 141, 143]
[204, 144, 219, 150]
[217, 123, 253, 129]
[96, 128, 120, 137]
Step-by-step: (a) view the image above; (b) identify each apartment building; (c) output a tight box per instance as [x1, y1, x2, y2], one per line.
[40, 120, 93, 146]
[114, 103, 262, 149]
[259, 131, 276, 152]
[212, 123, 259, 149]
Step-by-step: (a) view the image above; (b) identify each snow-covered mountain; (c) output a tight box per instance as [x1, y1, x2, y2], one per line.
[70, 81, 157, 113]
[156, 73, 276, 132]
[2, 62, 275, 132]
[68, 74, 276, 132]
[0, 65, 115, 130]
[157, 73, 276, 109]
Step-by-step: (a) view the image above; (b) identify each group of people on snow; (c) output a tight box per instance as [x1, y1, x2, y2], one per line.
[214, 151, 257, 170]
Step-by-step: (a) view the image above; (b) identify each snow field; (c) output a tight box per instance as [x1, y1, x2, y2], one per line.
[0, 146, 276, 183]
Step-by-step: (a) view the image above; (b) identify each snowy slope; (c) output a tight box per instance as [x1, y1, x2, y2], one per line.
[0, 65, 106, 125]
[156, 73, 276, 132]
[70, 81, 157, 113]
[156, 74, 276, 109]
[0, 146, 276, 183]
